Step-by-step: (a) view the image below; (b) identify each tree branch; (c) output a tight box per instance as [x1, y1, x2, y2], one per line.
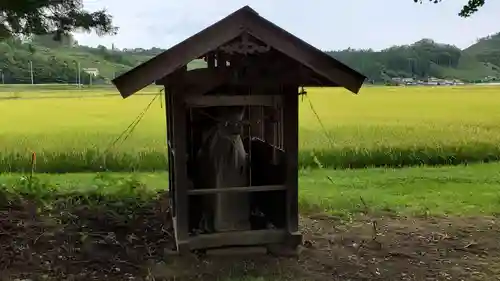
[414, 0, 486, 17]
[0, 0, 117, 40]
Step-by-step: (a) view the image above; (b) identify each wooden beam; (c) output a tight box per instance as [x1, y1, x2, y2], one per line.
[186, 229, 288, 250]
[165, 90, 176, 216]
[172, 217, 188, 254]
[185, 95, 281, 107]
[160, 67, 327, 88]
[187, 185, 285, 195]
[282, 86, 299, 234]
[171, 86, 189, 247]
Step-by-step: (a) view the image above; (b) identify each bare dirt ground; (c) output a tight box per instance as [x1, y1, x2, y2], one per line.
[297, 214, 500, 281]
[2, 198, 500, 281]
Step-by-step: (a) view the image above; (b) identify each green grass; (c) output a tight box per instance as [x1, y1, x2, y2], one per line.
[299, 163, 500, 217]
[2, 85, 500, 173]
[3, 162, 500, 217]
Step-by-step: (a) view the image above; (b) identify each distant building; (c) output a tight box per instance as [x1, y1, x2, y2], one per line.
[389, 76, 468, 86]
[83, 68, 99, 77]
[391, 77, 417, 86]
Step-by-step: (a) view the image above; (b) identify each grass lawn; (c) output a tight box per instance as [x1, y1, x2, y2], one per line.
[3, 162, 500, 217]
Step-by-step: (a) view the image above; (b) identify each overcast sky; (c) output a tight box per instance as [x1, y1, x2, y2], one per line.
[74, 0, 499, 51]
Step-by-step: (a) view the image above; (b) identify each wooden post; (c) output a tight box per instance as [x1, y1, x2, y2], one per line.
[282, 86, 299, 235]
[171, 87, 190, 252]
[207, 52, 215, 68]
[165, 89, 175, 216]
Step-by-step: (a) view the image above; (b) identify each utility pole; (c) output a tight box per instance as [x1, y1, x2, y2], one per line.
[1, 71, 4, 84]
[29, 61, 34, 84]
[89, 73, 92, 86]
[407, 58, 413, 77]
[74, 62, 78, 86]
[78, 62, 81, 88]
[74, 61, 81, 88]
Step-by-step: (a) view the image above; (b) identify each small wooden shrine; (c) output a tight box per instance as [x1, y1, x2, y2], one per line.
[112, 6, 366, 253]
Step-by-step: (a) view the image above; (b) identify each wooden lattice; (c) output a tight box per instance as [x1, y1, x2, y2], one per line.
[218, 33, 271, 55]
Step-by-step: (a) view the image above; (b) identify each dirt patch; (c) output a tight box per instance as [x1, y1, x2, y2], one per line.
[2, 197, 500, 281]
[0, 194, 175, 281]
[295, 214, 500, 281]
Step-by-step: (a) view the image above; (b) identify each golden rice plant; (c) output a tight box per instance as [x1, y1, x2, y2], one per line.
[1, 85, 500, 172]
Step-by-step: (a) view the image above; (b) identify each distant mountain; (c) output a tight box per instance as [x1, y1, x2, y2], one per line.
[1, 32, 499, 84]
[463, 32, 500, 70]
[326, 35, 500, 84]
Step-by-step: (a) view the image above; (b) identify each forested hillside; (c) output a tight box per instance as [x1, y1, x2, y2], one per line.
[464, 33, 500, 69]
[327, 37, 500, 83]
[1, 32, 500, 84]
[0, 35, 155, 84]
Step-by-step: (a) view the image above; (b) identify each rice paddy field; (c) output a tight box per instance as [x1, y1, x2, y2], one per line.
[1, 84, 500, 173]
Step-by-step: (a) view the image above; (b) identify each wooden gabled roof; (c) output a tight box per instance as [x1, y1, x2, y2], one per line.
[112, 6, 366, 99]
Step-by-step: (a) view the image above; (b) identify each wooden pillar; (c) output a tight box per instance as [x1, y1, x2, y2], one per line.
[216, 51, 227, 68]
[282, 86, 299, 234]
[165, 89, 175, 215]
[170, 87, 189, 252]
[207, 52, 215, 68]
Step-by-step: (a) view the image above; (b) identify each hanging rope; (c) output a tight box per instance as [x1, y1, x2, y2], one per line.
[303, 88, 335, 149]
[106, 90, 162, 149]
[300, 86, 335, 183]
[92, 89, 163, 169]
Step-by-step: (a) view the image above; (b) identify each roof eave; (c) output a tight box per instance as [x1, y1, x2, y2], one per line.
[111, 10, 248, 98]
[240, 11, 366, 95]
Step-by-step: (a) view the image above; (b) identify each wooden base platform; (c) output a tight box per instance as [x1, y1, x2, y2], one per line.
[174, 228, 302, 254]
